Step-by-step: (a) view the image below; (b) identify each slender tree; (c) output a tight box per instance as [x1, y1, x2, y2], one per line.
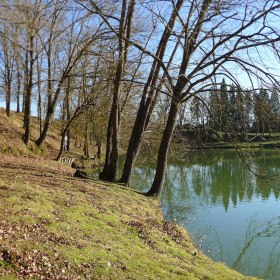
[146, 0, 280, 196]
[119, 0, 184, 185]
[271, 88, 280, 132]
[35, 5, 103, 147]
[88, 0, 136, 181]
[0, 23, 15, 117]
[22, 1, 43, 145]
[219, 78, 229, 130]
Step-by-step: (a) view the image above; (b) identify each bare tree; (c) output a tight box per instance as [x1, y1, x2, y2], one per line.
[35, 3, 105, 147]
[82, 0, 136, 181]
[119, 0, 184, 185]
[83, 0, 280, 195]
[83, 0, 182, 183]
[146, 0, 280, 196]
[0, 24, 14, 117]
[20, 0, 44, 145]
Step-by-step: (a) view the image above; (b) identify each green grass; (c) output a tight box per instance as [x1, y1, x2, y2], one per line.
[0, 155, 258, 279]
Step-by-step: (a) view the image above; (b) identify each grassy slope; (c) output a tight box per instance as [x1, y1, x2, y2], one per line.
[0, 109, 258, 279]
[0, 108, 61, 158]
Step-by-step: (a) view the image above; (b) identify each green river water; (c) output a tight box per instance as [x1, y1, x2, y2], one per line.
[129, 149, 280, 279]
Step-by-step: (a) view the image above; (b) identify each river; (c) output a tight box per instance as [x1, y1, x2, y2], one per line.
[128, 149, 280, 279]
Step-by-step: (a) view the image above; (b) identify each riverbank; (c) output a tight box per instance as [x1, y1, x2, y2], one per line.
[190, 142, 280, 150]
[182, 130, 280, 150]
[0, 154, 257, 279]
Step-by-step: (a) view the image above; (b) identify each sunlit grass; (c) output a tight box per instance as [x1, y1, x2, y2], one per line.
[0, 155, 258, 279]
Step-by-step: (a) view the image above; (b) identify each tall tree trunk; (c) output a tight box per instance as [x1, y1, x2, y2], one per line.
[36, 38, 54, 146]
[56, 126, 69, 161]
[5, 79, 11, 117]
[66, 77, 71, 151]
[108, 83, 120, 179]
[37, 56, 42, 134]
[97, 139, 101, 159]
[99, 109, 113, 179]
[83, 122, 90, 158]
[118, 98, 146, 183]
[99, 79, 120, 180]
[16, 69, 21, 113]
[119, 0, 183, 185]
[35, 85, 61, 147]
[145, 0, 211, 195]
[99, 0, 129, 181]
[35, 107, 53, 146]
[145, 100, 179, 196]
[15, 29, 21, 114]
[22, 48, 29, 115]
[23, 36, 34, 146]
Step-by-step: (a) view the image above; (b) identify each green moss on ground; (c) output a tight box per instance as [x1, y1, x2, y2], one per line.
[0, 155, 257, 279]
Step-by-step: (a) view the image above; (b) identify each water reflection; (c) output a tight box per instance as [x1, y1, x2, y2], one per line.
[232, 216, 280, 279]
[131, 149, 280, 279]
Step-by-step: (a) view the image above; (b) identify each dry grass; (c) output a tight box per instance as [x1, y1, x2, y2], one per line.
[0, 108, 62, 158]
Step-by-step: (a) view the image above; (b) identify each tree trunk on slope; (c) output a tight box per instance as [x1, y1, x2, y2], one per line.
[35, 106, 53, 147]
[99, 76, 120, 181]
[5, 80, 11, 117]
[35, 85, 62, 147]
[99, 0, 129, 181]
[145, 100, 179, 196]
[23, 36, 34, 146]
[118, 0, 183, 185]
[84, 123, 90, 158]
[22, 48, 29, 115]
[37, 56, 42, 134]
[118, 98, 147, 184]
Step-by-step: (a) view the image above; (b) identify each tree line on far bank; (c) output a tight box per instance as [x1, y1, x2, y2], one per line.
[185, 78, 280, 142]
[1, 0, 280, 197]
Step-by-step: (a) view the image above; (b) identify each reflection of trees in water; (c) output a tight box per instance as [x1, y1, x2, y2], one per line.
[193, 216, 280, 279]
[253, 151, 280, 200]
[232, 216, 280, 279]
[131, 166, 155, 191]
[262, 241, 280, 280]
[131, 151, 280, 278]
[167, 150, 280, 211]
[174, 150, 224, 167]
[131, 151, 280, 279]
[178, 155, 254, 211]
[132, 150, 280, 211]
[161, 164, 196, 220]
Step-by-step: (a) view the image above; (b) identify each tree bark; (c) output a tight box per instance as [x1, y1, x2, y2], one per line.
[16, 69, 21, 113]
[119, 0, 184, 185]
[5, 79, 11, 117]
[22, 48, 29, 115]
[83, 123, 90, 158]
[66, 77, 71, 151]
[145, 100, 179, 196]
[97, 139, 101, 159]
[15, 28, 21, 114]
[37, 56, 42, 134]
[99, 0, 131, 181]
[35, 86, 61, 147]
[99, 69, 120, 180]
[23, 35, 34, 146]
